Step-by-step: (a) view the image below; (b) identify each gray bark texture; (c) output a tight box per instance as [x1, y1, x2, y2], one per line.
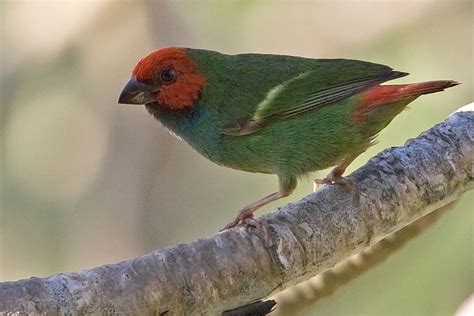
[1, 105, 473, 315]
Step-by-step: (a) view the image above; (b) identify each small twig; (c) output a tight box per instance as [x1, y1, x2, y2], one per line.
[222, 299, 276, 316]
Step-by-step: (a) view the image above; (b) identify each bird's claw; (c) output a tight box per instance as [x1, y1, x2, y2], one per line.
[242, 217, 263, 229]
[313, 175, 361, 206]
[221, 209, 262, 231]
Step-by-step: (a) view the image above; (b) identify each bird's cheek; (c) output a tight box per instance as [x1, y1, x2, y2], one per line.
[156, 81, 201, 111]
[152, 88, 162, 104]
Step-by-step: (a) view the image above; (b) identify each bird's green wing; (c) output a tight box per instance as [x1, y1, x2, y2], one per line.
[222, 69, 408, 136]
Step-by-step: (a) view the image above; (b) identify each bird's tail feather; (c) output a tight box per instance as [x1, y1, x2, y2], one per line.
[353, 80, 459, 136]
[356, 80, 459, 111]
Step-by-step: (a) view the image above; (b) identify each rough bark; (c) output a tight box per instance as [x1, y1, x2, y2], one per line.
[1, 105, 472, 315]
[271, 200, 456, 315]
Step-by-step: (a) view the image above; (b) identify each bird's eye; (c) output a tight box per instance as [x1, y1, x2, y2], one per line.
[160, 67, 177, 84]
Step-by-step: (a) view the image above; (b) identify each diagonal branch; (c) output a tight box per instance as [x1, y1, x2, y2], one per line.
[1, 104, 472, 315]
[271, 200, 457, 315]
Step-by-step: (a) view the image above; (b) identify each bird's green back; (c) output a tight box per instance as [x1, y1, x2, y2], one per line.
[186, 48, 393, 130]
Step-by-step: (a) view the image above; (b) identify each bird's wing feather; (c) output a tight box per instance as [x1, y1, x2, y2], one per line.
[222, 70, 408, 136]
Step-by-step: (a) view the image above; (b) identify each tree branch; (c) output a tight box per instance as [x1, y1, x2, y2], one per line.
[271, 200, 457, 315]
[1, 104, 472, 315]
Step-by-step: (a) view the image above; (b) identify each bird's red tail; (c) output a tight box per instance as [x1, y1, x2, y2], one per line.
[352, 80, 459, 123]
[358, 80, 459, 109]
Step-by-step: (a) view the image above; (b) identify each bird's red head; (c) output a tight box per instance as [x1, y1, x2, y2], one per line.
[119, 47, 206, 110]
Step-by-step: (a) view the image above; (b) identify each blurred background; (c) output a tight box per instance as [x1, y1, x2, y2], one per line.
[1, 0, 472, 315]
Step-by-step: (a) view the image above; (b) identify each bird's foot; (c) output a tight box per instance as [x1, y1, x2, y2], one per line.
[221, 207, 262, 231]
[313, 174, 361, 205]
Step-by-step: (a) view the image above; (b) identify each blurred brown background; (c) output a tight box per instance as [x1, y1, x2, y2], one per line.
[1, 1, 472, 315]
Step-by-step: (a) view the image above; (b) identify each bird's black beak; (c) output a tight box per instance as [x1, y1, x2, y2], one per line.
[118, 76, 156, 105]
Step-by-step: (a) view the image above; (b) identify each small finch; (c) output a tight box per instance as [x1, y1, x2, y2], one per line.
[119, 47, 458, 229]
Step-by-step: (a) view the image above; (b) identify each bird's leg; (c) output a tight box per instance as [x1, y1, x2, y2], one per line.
[222, 177, 296, 230]
[313, 153, 362, 203]
[222, 192, 284, 230]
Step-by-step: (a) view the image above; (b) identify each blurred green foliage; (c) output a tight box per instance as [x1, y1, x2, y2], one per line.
[1, 1, 472, 315]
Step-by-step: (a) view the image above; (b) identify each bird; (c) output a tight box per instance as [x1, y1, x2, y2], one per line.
[118, 47, 458, 229]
